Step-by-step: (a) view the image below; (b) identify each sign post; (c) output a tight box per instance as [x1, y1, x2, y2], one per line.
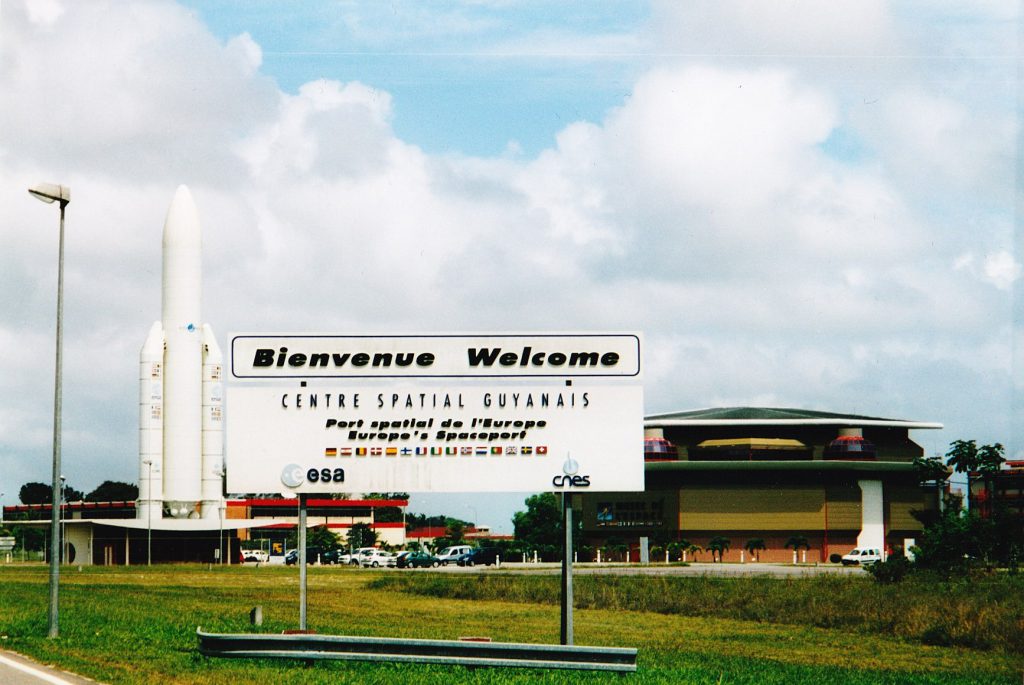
[225, 333, 644, 636]
[298, 494, 307, 631]
[560, 492, 573, 646]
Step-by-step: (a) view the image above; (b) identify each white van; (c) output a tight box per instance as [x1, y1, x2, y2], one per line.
[841, 548, 882, 566]
[243, 549, 269, 563]
[436, 545, 472, 566]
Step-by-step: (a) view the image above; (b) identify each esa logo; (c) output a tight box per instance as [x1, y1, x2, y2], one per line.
[552, 456, 591, 488]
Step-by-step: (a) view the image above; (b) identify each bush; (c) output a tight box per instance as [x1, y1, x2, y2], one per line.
[865, 554, 912, 584]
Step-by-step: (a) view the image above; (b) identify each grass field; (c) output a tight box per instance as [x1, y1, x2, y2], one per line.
[0, 564, 1021, 684]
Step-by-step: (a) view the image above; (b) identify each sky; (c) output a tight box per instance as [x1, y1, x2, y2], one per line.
[0, 0, 1020, 533]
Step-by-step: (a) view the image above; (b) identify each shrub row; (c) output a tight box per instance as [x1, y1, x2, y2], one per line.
[369, 572, 1024, 653]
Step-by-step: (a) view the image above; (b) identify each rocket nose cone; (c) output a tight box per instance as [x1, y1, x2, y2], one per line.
[162, 185, 202, 248]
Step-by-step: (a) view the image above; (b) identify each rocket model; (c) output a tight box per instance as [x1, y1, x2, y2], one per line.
[139, 186, 224, 520]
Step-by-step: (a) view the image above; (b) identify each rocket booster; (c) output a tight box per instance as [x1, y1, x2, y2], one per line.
[139, 186, 223, 520]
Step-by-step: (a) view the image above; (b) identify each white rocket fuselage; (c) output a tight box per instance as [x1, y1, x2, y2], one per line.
[139, 186, 223, 520]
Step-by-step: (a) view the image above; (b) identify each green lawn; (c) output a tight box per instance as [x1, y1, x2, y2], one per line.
[0, 564, 1020, 684]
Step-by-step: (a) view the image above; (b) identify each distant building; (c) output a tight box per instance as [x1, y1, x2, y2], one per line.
[968, 461, 1024, 520]
[233, 497, 408, 555]
[580, 407, 943, 562]
[3, 496, 407, 565]
[405, 525, 513, 548]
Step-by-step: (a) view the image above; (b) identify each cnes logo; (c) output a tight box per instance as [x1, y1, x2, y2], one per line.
[552, 455, 591, 488]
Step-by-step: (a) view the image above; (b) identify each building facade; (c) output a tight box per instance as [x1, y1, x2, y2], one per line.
[3, 496, 407, 565]
[581, 407, 943, 562]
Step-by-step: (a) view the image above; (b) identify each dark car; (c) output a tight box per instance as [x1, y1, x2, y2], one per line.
[394, 551, 412, 568]
[406, 551, 440, 568]
[466, 547, 501, 566]
[285, 546, 326, 565]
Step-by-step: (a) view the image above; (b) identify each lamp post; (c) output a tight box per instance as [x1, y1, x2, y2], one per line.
[142, 459, 153, 565]
[30, 182, 70, 639]
[216, 466, 226, 565]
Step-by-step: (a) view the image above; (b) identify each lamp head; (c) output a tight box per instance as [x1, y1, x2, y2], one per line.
[28, 183, 71, 205]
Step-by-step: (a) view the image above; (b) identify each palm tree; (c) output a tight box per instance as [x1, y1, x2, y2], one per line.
[744, 538, 767, 562]
[707, 536, 731, 562]
[685, 543, 703, 562]
[785, 536, 810, 563]
[605, 535, 628, 562]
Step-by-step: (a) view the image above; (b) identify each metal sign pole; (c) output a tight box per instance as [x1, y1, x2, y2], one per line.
[298, 493, 307, 630]
[560, 491, 573, 646]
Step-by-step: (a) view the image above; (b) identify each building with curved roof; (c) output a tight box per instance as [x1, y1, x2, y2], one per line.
[580, 407, 944, 563]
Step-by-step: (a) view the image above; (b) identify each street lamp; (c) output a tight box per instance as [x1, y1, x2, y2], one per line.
[142, 460, 153, 566]
[30, 182, 70, 639]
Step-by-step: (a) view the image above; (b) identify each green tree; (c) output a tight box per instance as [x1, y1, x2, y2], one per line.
[744, 538, 767, 562]
[445, 519, 466, 543]
[977, 443, 1007, 472]
[308, 525, 339, 550]
[85, 481, 138, 502]
[785, 536, 810, 562]
[345, 522, 377, 550]
[512, 493, 562, 549]
[913, 455, 950, 484]
[19, 482, 53, 504]
[3, 513, 45, 552]
[286, 524, 341, 553]
[364, 493, 408, 523]
[19, 481, 83, 504]
[946, 440, 1005, 474]
[685, 543, 702, 561]
[707, 536, 731, 562]
[603, 535, 628, 562]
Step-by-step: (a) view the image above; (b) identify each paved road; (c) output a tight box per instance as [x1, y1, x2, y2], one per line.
[0, 651, 100, 685]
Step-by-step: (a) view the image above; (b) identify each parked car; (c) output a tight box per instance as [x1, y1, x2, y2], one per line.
[394, 551, 411, 568]
[436, 545, 472, 566]
[243, 549, 269, 563]
[321, 549, 344, 565]
[405, 551, 440, 568]
[350, 547, 378, 565]
[284, 546, 328, 565]
[360, 549, 396, 568]
[841, 548, 882, 566]
[464, 547, 501, 566]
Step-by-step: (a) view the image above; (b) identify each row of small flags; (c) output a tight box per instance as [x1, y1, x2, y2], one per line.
[325, 445, 549, 457]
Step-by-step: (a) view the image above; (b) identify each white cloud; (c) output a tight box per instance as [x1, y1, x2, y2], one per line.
[650, 0, 899, 57]
[951, 249, 1021, 291]
[0, 0, 1019, 521]
[24, 0, 64, 26]
[983, 251, 1021, 291]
